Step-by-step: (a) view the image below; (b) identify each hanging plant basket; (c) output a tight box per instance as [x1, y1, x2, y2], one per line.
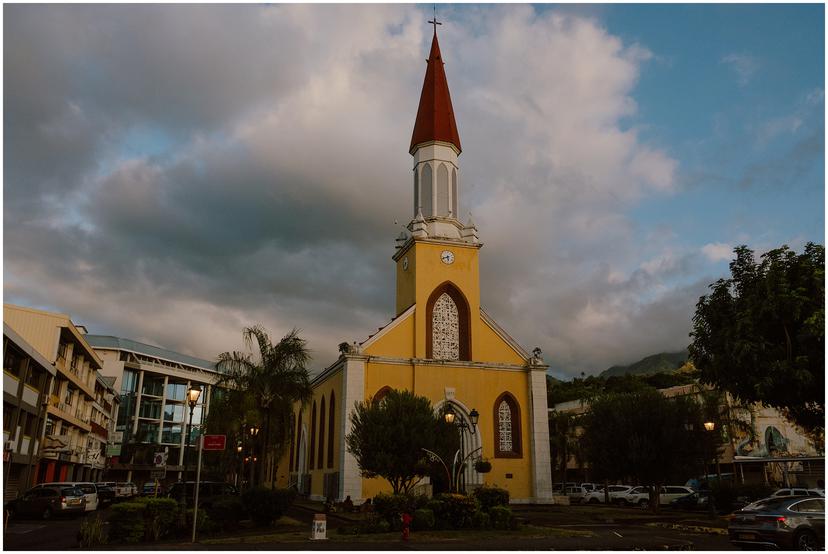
[474, 460, 492, 473]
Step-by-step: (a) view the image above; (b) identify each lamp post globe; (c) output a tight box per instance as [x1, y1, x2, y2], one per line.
[184, 385, 202, 481]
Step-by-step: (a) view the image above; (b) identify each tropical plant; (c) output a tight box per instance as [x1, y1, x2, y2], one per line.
[210, 326, 313, 487]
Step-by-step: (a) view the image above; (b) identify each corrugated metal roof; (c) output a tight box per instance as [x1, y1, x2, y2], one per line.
[84, 335, 217, 372]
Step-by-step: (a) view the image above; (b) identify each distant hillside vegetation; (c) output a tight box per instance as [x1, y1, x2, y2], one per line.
[600, 349, 689, 378]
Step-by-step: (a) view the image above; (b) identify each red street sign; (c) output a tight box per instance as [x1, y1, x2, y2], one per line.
[202, 435, 226, 451]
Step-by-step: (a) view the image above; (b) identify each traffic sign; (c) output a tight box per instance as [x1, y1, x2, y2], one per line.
[202, 434, 226, 451]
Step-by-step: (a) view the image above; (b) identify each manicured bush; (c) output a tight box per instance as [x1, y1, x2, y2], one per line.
[109, 502, 145, 543]
[473, 486, 510, 512]
[471, 509, 491, 529]
[489, 505, 514, 530]
[430, 493, 478, 529]
[142, 497, 180, 541]
[372, 493, 429, 530]
[206, 496, 245, 531]
[412, 508, 435, 531]
[241, 487, 296, 527]
[182, 508, 217, 536]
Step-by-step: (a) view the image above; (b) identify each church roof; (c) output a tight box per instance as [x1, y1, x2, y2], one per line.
[409, 30, 462, 154]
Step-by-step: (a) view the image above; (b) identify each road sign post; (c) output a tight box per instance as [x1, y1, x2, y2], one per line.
[191, 434, 204, 543]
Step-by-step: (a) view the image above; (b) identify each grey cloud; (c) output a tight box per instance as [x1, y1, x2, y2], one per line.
[6, 5, 714, 376]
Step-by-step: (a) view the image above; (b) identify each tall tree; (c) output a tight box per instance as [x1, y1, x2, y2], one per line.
[689, 243, 824, 436]
[582, 389, 707, 511]
[345, 389, 458, 494]
[212, 326, 313, 487]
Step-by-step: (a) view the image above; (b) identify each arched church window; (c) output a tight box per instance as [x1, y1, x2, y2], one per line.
[451, 168, 458, 217]
[372, 386, 392, 405]
[327, 393, 335, 468]
[437, 163, 449, 216]
[309, 401, 317, 469]
[318, 395, 326, 469]
[413, 168, 419, 216]
[421, 164, 433, 216]
[426, 283, 470, 360]
[433, 293, 459, 359]
[493, 392, 522, 458]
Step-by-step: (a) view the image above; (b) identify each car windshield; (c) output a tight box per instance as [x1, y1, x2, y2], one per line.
[76, 484, 96, 494]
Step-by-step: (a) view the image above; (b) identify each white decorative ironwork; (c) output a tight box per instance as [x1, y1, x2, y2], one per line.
[498, 401, 512, 452]
[432, 293, 460, 360]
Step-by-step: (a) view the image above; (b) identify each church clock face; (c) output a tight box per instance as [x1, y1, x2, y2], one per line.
[440, 250, 455, 265]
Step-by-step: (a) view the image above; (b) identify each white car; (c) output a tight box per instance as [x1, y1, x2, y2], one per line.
[583, 485, 633, 504]
[32, 482, 98, 511]
[770, 487, 824, 498]
[619, 485, 695, 507]
[565, 486, 590, 504]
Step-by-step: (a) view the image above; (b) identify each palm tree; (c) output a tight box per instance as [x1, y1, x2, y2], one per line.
[214, 326, 313, 487]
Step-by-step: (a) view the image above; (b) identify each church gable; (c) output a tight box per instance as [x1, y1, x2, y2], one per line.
[475, 309, 529, 366]
[360, 304, 415, 358]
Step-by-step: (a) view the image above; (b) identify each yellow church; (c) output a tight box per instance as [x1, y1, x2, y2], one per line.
[276, 26, 553, 504]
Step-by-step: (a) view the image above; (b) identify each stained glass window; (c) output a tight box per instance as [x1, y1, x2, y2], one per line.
[432, 293, 460, 360]
[498, 400, 512, 452]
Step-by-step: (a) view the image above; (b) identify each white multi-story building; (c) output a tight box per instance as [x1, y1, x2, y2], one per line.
[84, 335, 221, 483]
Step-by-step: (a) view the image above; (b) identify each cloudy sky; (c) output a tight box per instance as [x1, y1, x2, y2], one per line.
[4, 4, 824, 379]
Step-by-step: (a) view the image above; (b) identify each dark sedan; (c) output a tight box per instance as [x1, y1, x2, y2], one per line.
[95, 484, 116, 506]
[728, 496, 824, 550]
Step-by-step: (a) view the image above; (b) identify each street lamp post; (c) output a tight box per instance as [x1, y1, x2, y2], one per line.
[444, 406, 479, 493]
[184, 385, 202, 482]
[247, 425, 259, 487]
[704, 420, 717, 518]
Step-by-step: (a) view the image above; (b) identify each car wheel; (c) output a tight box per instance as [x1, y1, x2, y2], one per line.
[638, 499, 649, 509]
[41, 507, 52, 520]
[795, 530, 818, 551]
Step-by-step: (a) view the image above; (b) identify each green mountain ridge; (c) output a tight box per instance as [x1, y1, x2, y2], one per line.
[600, 349, 689, 378]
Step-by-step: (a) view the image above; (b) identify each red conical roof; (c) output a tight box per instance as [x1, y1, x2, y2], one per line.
[410, 31, 461, 154]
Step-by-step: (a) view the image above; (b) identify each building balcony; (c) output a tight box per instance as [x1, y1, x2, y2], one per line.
[90, 421, 108, 440]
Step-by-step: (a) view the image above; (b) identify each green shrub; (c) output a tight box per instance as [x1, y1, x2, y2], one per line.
[109, 502, 145, 543]
[489, 505, 514, 530]
[375, 519, 391, 533]
[182, 508, 216, 536]
[430, 493, 478, 529]
[206, 496, 245, 531]
[142, 497, 180, 541]
[473, 486, 510, 512]
[471, 510, 491, 529]
[241, 487, 296, 527]
[412, 508, 435, 530]
[372, 493, 429, 530]
[710, 483, 739, 513]
[78, 514, 108, 547]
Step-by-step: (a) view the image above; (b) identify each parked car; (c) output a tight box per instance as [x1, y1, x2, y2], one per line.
[141, 481, 167, 497]
[579, 483, 601, 492]
[167, 481, 238, 509]
[565, 486, 590, 504]
[5, 485, 86, 520]
[670, 490, 710, 510]
[583, 485, 633, 504]
[619, 486, 695, 507]
[31, 482, 98, 511]
[771, 487, 825, 498]
[95, 484, 116, 506]
[728, 496, 824, 550]
[552, 482, 578, 493]
[119, 482, 138, 498]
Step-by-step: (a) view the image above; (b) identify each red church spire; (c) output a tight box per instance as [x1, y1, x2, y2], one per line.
[409, 26, 461, 154]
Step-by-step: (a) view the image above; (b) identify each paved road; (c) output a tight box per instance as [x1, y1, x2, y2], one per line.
[4, 509, 94, 550]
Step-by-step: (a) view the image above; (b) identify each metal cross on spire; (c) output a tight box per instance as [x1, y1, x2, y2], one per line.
[428, 4, 442, 35]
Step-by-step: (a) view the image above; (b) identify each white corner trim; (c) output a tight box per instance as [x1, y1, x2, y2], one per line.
[360, 304, 416, 351]
[479, 308, 531, 360]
